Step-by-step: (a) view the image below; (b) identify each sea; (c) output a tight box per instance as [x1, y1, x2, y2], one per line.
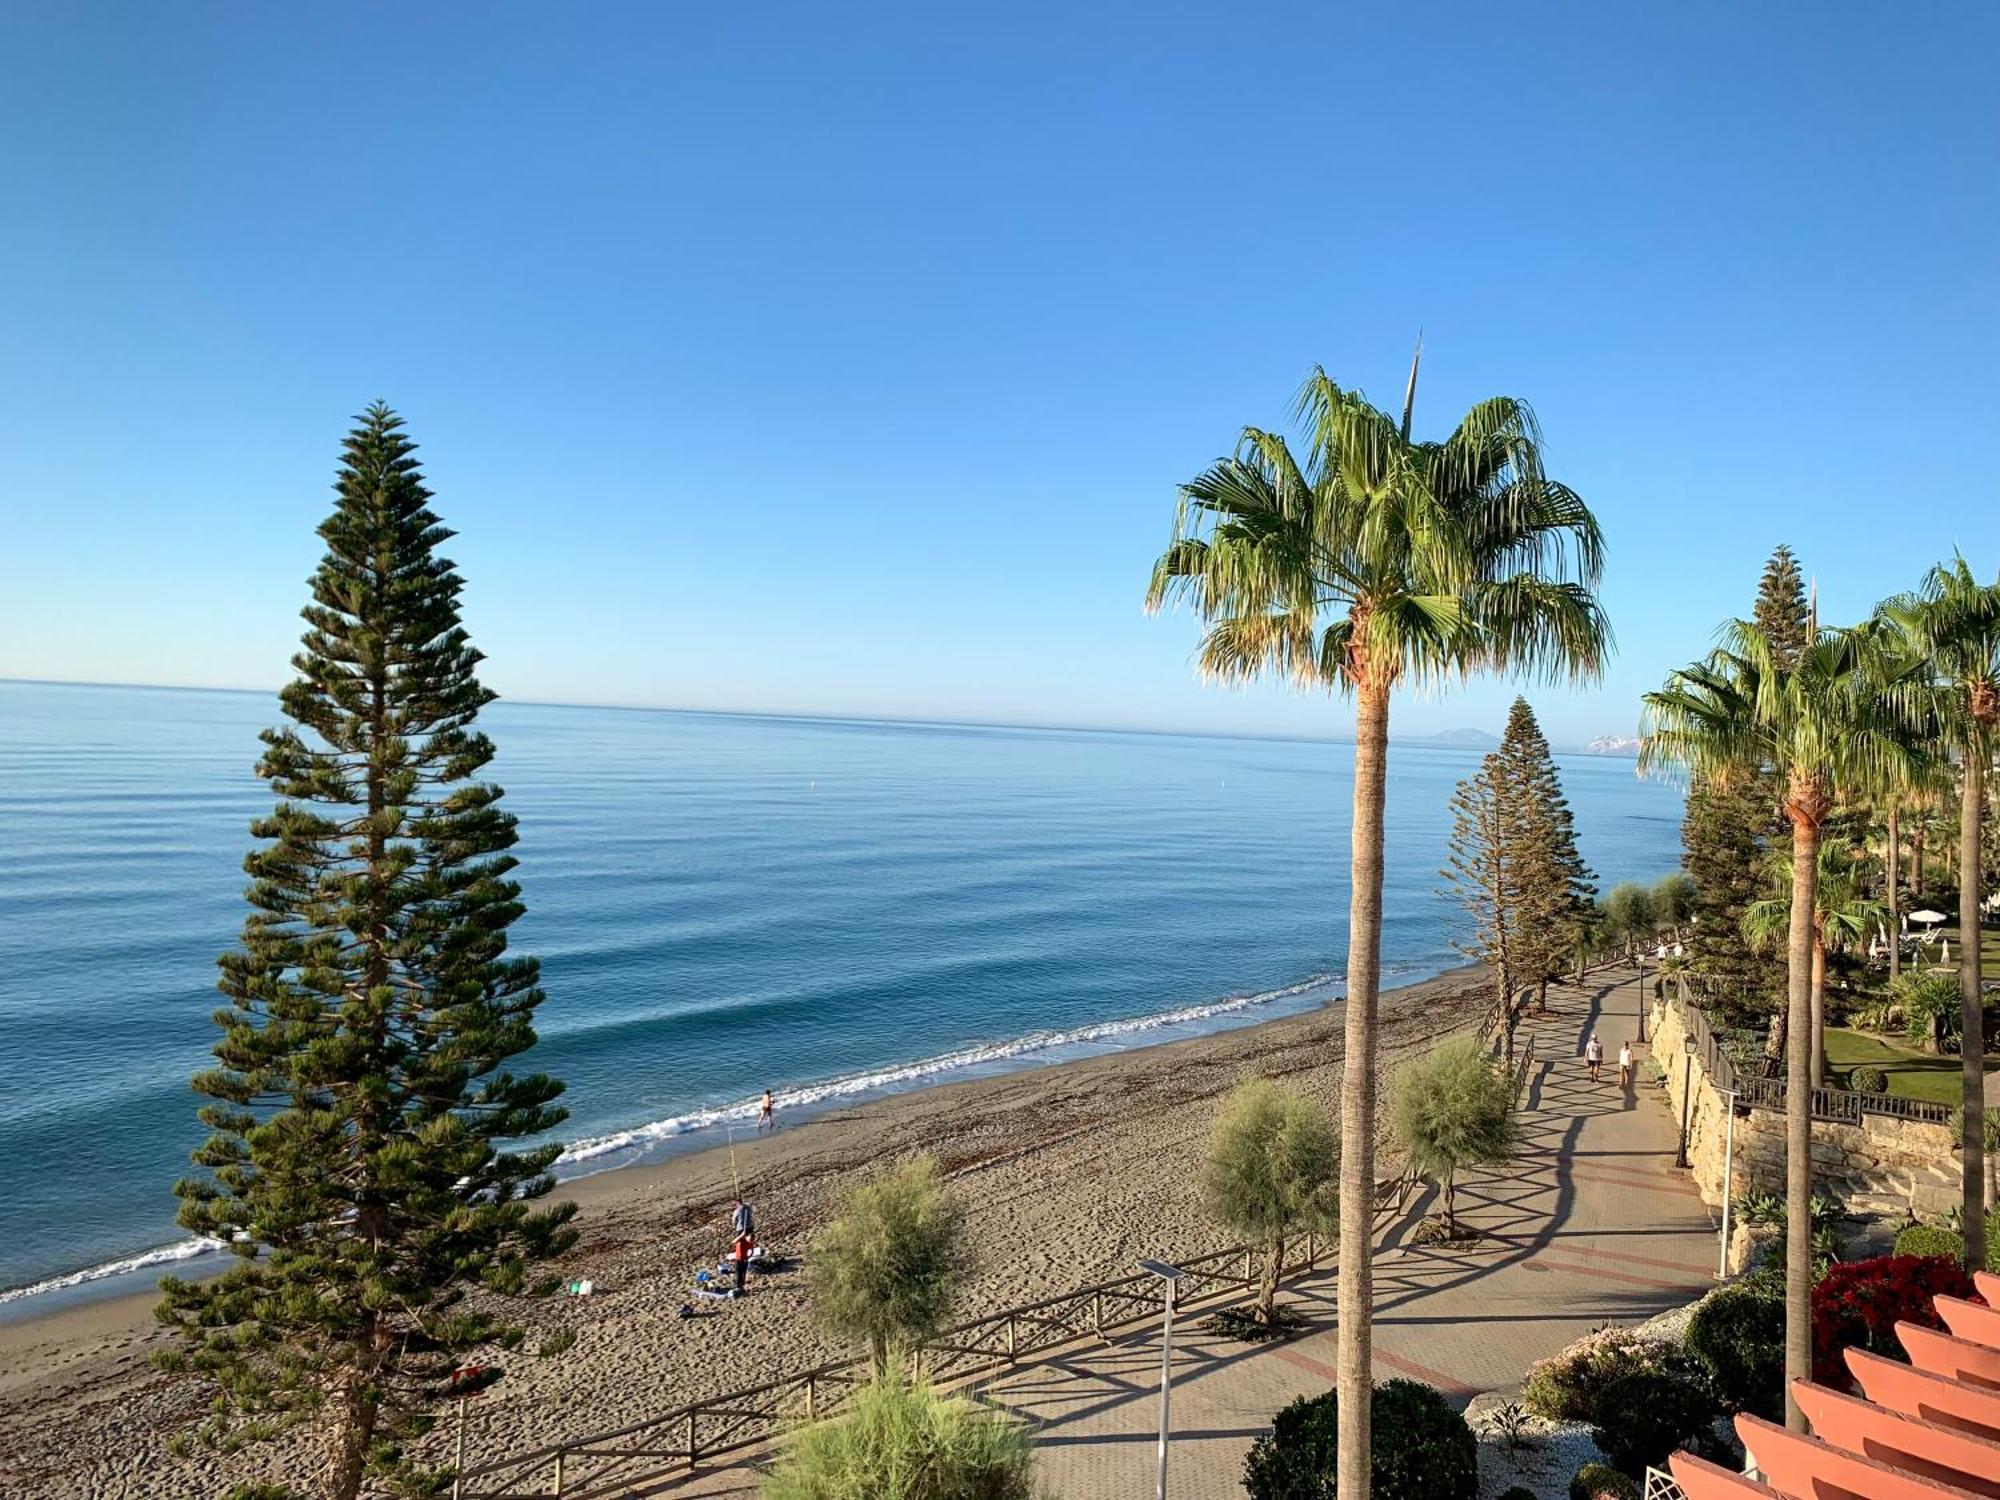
[0, 679, 1682, 1314]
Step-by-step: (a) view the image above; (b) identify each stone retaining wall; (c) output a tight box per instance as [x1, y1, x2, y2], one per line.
[1646, 997, 1959, 1218]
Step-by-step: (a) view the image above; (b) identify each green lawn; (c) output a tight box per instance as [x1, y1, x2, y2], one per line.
[1824, 1026, 1997, 1106]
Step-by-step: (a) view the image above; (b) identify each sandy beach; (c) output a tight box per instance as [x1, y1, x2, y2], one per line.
[0, 967, 1488, 1498]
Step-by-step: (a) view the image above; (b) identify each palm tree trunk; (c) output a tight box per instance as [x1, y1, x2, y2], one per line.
[1960, 751, 1987, 1274]
[1337, 675, 1390, 1500]
[1914, 827, 1926, 900]
[1783, 811, 1821, 1433]
[1887, 803, 1901, 983]
[1810, 936, 1827, 1089]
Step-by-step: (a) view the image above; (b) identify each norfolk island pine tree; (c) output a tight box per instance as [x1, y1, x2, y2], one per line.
[155, 405, 576, 1500]
[1147, 355, 1607, 1497]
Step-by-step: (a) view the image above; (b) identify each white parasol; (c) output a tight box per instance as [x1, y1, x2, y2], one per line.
[1909, 909, 1948, 926]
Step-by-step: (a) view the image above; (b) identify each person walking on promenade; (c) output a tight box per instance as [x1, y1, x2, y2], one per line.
[1585, 1032, 1604, 1083]
[758, 1088, 775, 1133]
[1618, 1039, 1633, 1088]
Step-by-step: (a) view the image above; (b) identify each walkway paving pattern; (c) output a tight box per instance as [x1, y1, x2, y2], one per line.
[671, 968, 1720, 1497]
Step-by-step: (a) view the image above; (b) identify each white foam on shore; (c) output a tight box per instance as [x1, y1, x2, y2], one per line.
[5, 965, 1436, 1306]
[557, 971, 1341, 1166]
[0, 1235, 223, 1306]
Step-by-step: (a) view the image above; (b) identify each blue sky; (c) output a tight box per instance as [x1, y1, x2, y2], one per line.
[1, 2, 1993, 746]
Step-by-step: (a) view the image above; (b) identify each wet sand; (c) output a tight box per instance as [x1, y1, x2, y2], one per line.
[0, 966, 1488, 1498]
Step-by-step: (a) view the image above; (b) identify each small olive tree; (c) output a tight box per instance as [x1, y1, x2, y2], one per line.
[809, 1157, 965, 1370]
[762, 1362, 1040, 1500]
[1392, 1035, 1519, 1235]
[1201, 1080, 1339, 1327]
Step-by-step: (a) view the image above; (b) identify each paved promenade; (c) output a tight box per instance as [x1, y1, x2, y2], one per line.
[664, 965, 1718, 1498]
[1000, 968, 1720, 1496]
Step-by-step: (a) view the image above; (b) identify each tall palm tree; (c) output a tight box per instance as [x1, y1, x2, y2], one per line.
[1642, 619, 1926, 1432]
[1743, 840, 1887, 1087]
[1882, 557, 2000, 1273]
[1149, 360, 1607, 1495]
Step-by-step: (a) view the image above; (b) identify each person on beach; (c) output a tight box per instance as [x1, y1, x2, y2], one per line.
[1585, 1033, 1603, 1082]
[1618, 1039, 1633, 1088]
[729, 1230, 755, 1296]
[758, 1089, 775, 1132]
[731, 1196, 755, 1241]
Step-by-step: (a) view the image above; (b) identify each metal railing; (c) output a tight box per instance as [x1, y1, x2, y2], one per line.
[1644, 1464, 1687, 1500]
[453, 1225, 1362, 1498]
[1665, 990, 1953, 1126]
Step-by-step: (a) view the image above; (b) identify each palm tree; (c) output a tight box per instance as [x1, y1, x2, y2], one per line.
[1148, 358, 1607, 1496]
[1743, 841, 1887, 1087]
[1882, 557, 2000, 1274]
[1642, 617, 1925, 1432]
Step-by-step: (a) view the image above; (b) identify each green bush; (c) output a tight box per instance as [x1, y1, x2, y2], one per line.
[761, 1367, 1037, 1500]
[1848, 1065, 1888, 1095]
[1895, 1221, 2000, 1273]
[1522, 1326, 1676, 1421]
[1569, 1462, 1639, 1500]
[809, 1157, 965, 1369]
[1686, 1285, 1783, 1418]
[1896, 971, 1961, 1051]
[1590, 1370, 1720, 1477]
[1242, 1379, 1475, 1499]
[1203, 1080, 1338, 1328]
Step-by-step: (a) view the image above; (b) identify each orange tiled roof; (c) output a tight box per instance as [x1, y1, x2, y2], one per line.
[1665, 1267, 2000, 1500]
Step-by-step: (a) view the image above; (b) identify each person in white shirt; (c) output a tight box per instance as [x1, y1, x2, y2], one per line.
[1618, 1040, 1633, 1087]
[1585, 1033, 1603, 1082]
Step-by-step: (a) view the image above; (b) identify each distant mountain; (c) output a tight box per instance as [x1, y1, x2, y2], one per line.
[1585, 734, 1642, 756]
[1426, 727, 1500, 748]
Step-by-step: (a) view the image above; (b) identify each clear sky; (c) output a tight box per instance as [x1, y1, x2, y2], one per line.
[1, 2, 1994, 746]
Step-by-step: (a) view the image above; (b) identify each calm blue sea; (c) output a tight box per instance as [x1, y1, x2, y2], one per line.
[0, 680, 1681, 1309]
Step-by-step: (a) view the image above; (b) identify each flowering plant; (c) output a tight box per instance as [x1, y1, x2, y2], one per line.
[1810, 1253, 1979, 1387]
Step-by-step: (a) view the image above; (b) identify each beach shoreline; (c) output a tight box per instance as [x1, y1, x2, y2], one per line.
[0, 962, 1493, 1499]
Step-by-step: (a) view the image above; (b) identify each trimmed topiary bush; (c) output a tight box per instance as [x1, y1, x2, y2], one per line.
[1243, 1378, 1476, 1499]
[1893, 1224, 1963, 1261]
[1686, 1284, 1784, 1419]
[1522, 1326, 1677, 1420]
[1590, 1369, 1720, 1477]
[1849, 1065, 1888, 1095]
[1810, 1254, 1978, 1388]
[1569, 1461, 1639, 1500]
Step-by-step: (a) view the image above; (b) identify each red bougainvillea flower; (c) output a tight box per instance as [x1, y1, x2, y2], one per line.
[1810, 1254, 1981, 1388]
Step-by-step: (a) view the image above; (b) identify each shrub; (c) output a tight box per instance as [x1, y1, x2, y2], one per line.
[1686, 1285, 1784, 1418]
[809, 1157, 965, 1369]
[1569, 1462, 1639, 1500]
[1203, 1080, 1338, 1329]
[1392, 1036, 1518, 1236]
[1810, 1254, 1978, 1388]
[761, 1366, 1036, 1500]
[1849, 1065, 1888, 1095]
[1522, 1326, 1677, 1421]
[1893, 1221, 1999, 1273]
[1242, 1379, 1475, 1499]
[1590, 1370, 1720, 1477]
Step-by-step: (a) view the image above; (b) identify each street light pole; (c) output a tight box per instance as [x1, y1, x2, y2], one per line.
[1716, 1089, 1737, 1278]
[1138, 1259, 1185, 1500]
[1636, 948, 1648, 1043]
[1675, 1036, 1695, 1169]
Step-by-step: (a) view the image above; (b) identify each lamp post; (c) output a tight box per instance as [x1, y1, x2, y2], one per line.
[1138, 1259, 1185, 1500]
[1636, 945, 1648, 1043]
[1716, 1088, 1737, 1279]
[1675, 1034, 1696, 1170]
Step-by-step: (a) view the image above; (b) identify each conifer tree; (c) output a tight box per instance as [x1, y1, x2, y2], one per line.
[1493, 698, 1596, 1007]
[156, 405, 576, 1500]
[1678, 546, 1807, 1015]
[1440, 759, 1518, 1048]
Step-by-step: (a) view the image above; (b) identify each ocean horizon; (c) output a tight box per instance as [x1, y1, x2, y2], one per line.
[0, 679, 1680, 1312]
